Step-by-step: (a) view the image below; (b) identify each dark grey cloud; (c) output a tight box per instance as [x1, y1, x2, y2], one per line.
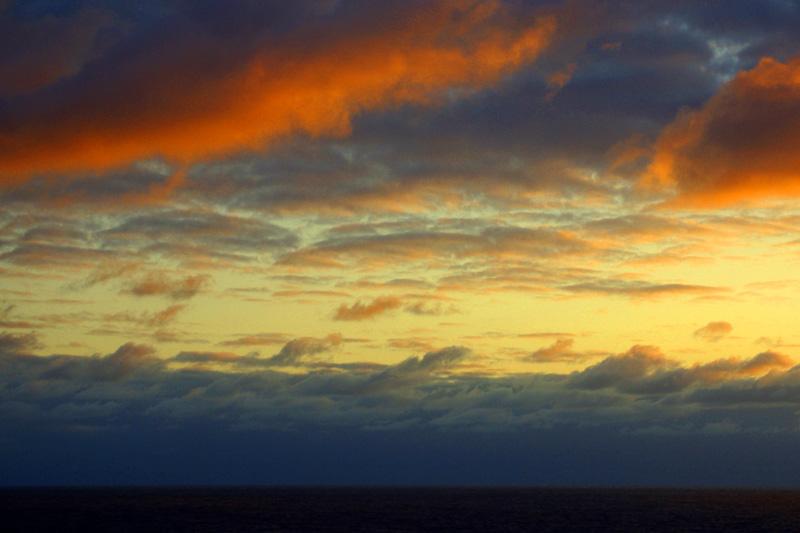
[0, 330, 39, 353]
[0, 163, 176, 206]
[277, 224, 597, 271]
[0, 2, 126, 96]
[172, 334, 344, 368]
[583, 214, 710, 241]
[101, 209, 298, 254]
[0, 241, 122, 268]
[3, 336, 799, 441]
[0, 206, 300, 278]
[1, 339, 159, 385]
[393, 346, 470, 374]
[260, 334, 343, 367]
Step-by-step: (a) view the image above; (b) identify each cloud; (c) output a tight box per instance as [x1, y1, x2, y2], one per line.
[219, 334, 290, 347]
[643, 54, 800, 207]
[0, 339, 159, 384]
[21, 224, 87, 244]
[334, 296, 403, 321]
[740, 350, 794, 375]
[568, 345, 669, 390]
[693, 321, 733, 342]
[545, 62, 576, 100]
[563, 280, 724, 298]
[278, 225, 594, 271]
[622, 350, 795, 395]
[261, 333, 343, 367]
[84, 342, 159, 382]
[526, 338, 574, 362]
[0, 0, 557, 183]
[3, 335, 800, 440]
[125, 273, 211, 300]
[516, 332, 575, 339]
[0, 242, 118, 269]
[582, 214, 711, 243]
[100, 304, 186, 330]
[332, 293, 457, 319]
[171, 351, 241, 364]
[524, 338, 603, 363]
[331, 345, 471, 396]
[393, 345, 471, 374]
[148, 304, 186, 327]
[100, 209, 298, 261]
[403, 301, 458, 316]
[0, 4, 125, 96]
[388, 338, 436, 351]
[0, 331, 40, 353]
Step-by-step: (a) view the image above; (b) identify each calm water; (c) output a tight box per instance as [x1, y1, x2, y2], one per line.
[3, 486, 800, 532]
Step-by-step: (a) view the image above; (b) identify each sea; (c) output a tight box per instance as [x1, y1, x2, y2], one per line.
[2, 486, 799, 532]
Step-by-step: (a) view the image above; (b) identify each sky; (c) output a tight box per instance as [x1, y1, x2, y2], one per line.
[3, 0, 800, 486]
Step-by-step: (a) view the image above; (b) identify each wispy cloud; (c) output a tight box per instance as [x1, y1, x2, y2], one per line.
[562, 280, 725, 298]
[693, 321, 733, 342]
[124, 274, 211, 300]
[334, 296, 403, 321]
[525, 338, 605, 363]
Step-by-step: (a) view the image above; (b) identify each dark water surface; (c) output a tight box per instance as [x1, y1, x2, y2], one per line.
[3, 486, 800, 532]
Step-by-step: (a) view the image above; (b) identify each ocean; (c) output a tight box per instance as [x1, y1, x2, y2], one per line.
[2, 486, 799, 532]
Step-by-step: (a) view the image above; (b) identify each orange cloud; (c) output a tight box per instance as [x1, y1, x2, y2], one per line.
[0, 0, 557, 185]
[563, 280, 724, 299]
[643, 54, 800, 207]
[525, 337, 575, 362]
[545, 62, 576, 101]
[739, 350, 793, 375]
[334, 296, 403, 321]
[693, 321, 732, 342]
[148, 304, 186, 327]
[684, 351, 794, 384]
[126, 273, 211, 300]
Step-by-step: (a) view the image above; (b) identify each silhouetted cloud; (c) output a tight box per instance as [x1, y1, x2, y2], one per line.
[261, 334, 343, 366]
[2, 334, 800, 441]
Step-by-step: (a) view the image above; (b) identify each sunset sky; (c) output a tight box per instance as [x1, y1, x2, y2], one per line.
[3, 0, 800, 486]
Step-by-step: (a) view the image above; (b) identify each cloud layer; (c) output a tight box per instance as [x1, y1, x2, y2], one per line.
[0, 0, 557, 182]
[3, 0, 800, 486]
